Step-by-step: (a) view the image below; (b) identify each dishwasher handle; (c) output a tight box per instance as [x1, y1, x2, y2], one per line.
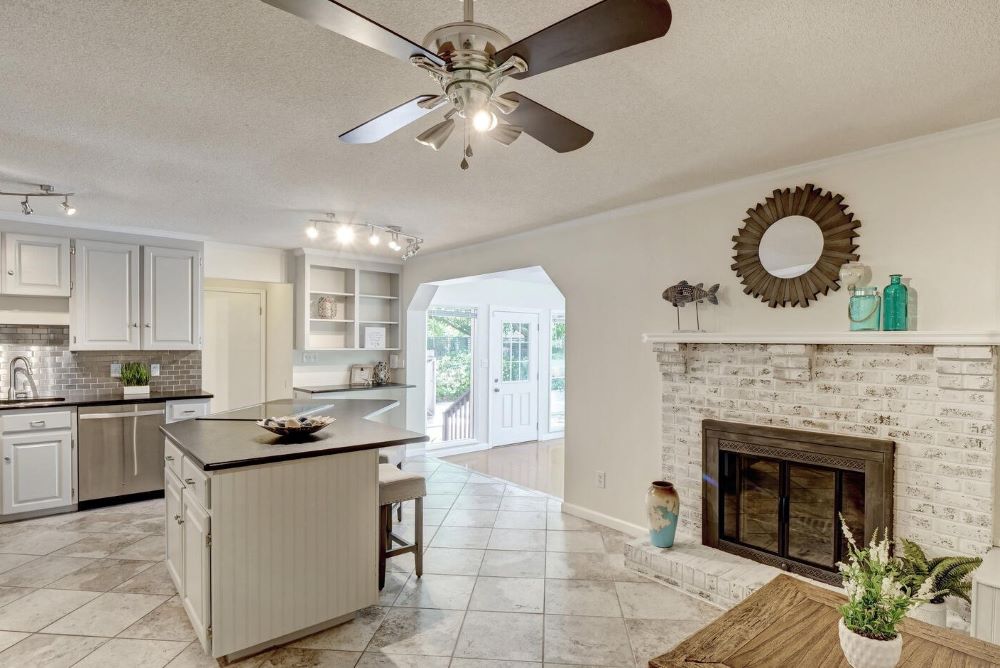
[79, 409, 165, 420]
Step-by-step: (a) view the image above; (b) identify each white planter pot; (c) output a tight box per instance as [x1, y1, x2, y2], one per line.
[123, 385, 150, 396]
[908, 600, 947, 627]
[838, 618, 902, 668]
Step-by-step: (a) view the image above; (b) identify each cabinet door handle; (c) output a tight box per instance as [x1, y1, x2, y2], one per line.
[164, 455, 174, 461]
[3, 457, 9, 463]
[30, 420, 46, 427]
[144, 323, 151, 328]
[174, 514, 184, 524]
[6, 269, 13, 276]
[182, 410, 196, 414]
[131, 322, 138, 328]
[184, 478, 195, 485]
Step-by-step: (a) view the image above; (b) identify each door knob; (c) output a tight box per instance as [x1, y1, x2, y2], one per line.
[6, 270, 13, 276]
[493, 388, 500, 393]
[2, 457, 9, 463]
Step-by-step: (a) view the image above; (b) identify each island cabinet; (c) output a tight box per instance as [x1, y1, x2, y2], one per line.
[162, 438, 379, 660]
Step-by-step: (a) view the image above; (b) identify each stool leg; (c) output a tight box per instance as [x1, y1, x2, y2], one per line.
[414, 497, 423, 578]
[378, 505, 387, 590]
[397, 502, 403, 523]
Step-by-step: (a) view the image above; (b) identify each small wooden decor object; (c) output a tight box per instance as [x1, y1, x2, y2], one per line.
[732, 184, 860, 308]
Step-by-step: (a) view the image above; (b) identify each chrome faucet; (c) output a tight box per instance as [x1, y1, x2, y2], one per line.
[8, 356, 38, 400]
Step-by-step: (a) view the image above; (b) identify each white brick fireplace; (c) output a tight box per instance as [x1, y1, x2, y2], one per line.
[626, 332, 999, 615]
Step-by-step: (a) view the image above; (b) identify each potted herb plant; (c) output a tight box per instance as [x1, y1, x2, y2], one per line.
[120, 361, 151, 396]
[897, 538, 982, 627]
[837, 517, 934, 668]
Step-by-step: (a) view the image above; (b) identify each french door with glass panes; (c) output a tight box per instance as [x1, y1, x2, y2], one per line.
[489, 310, 539, 446]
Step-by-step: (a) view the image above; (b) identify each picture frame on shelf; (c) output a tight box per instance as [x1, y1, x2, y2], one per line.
[350, 364, 375, 386]
[364, 326, 387, 350]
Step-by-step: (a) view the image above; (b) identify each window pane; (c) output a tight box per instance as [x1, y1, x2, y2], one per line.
[549, 315, 565, 432]
[426, 308, 475, 444]
[502, 321, 530, 382]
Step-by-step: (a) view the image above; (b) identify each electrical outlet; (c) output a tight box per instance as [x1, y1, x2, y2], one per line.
[110, 363, 121, 378]
[596, 471, 606, 489]
[150, 364, 161, 377]
[303, 352, 317, 363]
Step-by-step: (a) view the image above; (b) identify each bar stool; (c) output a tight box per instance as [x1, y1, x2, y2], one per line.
[378, 454, 404, 521]
[378, 463, 426, 590]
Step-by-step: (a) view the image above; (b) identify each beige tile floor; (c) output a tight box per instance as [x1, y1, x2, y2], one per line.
[0, 457, 720, 667]
[442, 440, 565, 498]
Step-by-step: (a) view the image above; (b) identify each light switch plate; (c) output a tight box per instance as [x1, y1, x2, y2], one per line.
[150, 364, 161, 377]
[111, 363, 121, 378]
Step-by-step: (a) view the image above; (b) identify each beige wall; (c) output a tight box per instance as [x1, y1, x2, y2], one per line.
[400, 120, 1000, 531]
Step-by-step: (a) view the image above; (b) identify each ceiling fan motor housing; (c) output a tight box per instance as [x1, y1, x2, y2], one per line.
[424, 22, 511, 118]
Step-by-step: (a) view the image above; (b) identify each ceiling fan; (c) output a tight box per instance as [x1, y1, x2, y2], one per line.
[260, 0, 672, 168]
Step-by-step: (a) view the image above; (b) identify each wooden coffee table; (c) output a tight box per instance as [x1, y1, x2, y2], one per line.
[650, 575, 1000, 667]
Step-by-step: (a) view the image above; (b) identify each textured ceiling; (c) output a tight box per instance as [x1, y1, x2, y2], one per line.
[1, 0, 999, 255]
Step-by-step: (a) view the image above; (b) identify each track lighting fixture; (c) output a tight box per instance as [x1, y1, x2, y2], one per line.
[305, 217, 421, 259]
[1, 184, 76, 216]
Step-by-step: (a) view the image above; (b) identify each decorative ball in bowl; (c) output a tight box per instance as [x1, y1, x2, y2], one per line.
[256, 415, 335, 436]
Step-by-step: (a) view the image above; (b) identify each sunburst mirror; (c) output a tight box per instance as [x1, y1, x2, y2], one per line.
[731, 184, 861, 308]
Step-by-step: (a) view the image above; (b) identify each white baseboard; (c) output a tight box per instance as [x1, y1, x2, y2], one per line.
[560, 502, 647, 538]
[424, 441, 490, 458]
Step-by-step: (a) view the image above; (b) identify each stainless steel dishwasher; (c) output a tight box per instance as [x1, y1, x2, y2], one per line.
[78, 403, 166, 502]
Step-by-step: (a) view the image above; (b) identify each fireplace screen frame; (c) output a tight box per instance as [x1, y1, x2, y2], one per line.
[702, 419, 893, 585]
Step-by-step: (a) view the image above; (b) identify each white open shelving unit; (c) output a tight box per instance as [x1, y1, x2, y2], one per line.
[295, 254, 401, 351]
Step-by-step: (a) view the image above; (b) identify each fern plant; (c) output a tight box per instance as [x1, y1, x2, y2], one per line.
[120, 361, 150, 387]
[896, 538, 982, 604]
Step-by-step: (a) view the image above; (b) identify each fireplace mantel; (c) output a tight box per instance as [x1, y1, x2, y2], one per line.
[643, 331, 1000, 346]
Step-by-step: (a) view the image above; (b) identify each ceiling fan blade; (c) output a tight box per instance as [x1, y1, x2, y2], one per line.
[498, 93, 593, 153]
[495, 0, 671, 79]
[340, 95, 441, 144]
[259, 0, 445, 66]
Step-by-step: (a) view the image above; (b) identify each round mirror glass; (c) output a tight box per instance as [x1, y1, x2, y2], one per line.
[758, 215, 824, 279]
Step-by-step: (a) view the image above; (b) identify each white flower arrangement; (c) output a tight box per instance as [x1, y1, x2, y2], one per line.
[837, 515, 936, 641]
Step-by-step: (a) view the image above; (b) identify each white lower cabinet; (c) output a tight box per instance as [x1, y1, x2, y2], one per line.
[165, 460, 212, 651]
[165, 469, 185, 594]
[1, 410, 74, 516]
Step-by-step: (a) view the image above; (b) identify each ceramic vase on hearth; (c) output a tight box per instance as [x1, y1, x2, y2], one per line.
[646, 481, 680, 548]
[838, 619, 902, 668]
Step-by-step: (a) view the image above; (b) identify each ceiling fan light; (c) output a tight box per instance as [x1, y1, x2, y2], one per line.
[491, 95, 520, 115]
[335, 224, 355, 244]
[472, 109, 497, 132]
[415, 118, 455, 151]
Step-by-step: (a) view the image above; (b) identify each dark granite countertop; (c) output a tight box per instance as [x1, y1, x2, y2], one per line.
[0, 388, 213, 411]
[293, 383, 415, 394]
[160, 398, 427, 471]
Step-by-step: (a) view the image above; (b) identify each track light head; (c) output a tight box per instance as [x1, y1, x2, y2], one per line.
[20, 198, 32, 216]
[62, 196, 76, 216]
[368, 226, 380, 246]
[335, 223, 355, 244]
[305, 224, 319, 240]
[388, 232, 402, 252]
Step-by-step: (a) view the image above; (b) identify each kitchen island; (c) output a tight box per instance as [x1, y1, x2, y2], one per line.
[160, 398, 428, 660]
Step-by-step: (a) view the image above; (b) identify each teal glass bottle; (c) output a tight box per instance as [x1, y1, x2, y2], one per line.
[883, 274, 908, 331]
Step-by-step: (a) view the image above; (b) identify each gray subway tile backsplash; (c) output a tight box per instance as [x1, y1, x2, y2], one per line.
[0, 325, 201, 395]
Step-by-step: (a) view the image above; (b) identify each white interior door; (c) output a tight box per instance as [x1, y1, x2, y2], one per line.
[203, 289, 265, 412]
[490, 311, 539, 446]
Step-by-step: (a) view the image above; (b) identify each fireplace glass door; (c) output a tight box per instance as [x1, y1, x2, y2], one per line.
[719, 451, 865, 572]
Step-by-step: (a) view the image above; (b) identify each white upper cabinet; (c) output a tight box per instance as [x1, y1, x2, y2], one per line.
[71, 240, 141, 350]
[2, 233, 71, 297]
[143, 246, 202, 350]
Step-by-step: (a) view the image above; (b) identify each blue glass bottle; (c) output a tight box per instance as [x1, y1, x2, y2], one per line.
[883, 275, 908, 331]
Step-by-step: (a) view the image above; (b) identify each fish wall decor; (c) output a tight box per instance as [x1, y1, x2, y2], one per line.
[662, 280, 720, 331]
